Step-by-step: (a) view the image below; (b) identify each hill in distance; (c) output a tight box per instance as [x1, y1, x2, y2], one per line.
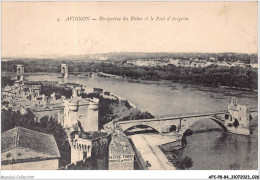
[1, 52, 258, 63]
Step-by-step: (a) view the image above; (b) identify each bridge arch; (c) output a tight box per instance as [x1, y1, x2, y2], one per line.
[181, 117, 229, 138]
[123, 124, 160, 135]
[169, 125, 177, 132]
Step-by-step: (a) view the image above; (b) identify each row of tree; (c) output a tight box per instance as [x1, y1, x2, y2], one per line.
[161, 148, 193, 170]
[40, 84, 72, 98]
[1, 109, 71, 166]
[102, 65, 258, 90]
[2, 76, 14, 87]
[2, 58, 258, 89]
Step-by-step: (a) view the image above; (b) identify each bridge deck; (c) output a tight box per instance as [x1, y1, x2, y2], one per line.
[118, 111, 228, 125]
[118, 109, 257, 125]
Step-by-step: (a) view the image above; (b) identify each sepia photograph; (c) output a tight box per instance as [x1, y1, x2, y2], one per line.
[0, 1, 259, 179]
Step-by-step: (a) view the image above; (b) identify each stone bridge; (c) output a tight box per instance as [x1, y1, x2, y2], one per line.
[115, 108, 258, 136]
[117, 111, 227, 133]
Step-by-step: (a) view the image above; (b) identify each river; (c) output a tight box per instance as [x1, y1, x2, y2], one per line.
[25, 73, 258, 170]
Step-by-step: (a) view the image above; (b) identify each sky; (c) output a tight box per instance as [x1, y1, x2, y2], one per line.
[1, 1, 258, 57]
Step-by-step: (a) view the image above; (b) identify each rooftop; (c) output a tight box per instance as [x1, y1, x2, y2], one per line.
[109, 134, 134, 155]
[65, 97, 98, 105]
[71, 130, 109, 141]
[2, 127, 60, 164]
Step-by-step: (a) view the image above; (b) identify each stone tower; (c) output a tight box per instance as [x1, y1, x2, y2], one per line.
[63, 96, 99, 132]
[61, 64, 68, 78]
[69, 131, 110, 165]
[16, 64, 24, 81]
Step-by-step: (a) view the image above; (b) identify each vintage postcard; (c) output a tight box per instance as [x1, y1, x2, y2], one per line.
[0, 1, 258, 179]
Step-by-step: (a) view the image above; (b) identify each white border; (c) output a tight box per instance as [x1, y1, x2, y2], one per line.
[0, 0, 259, 179]
[1, 170, 260, 179]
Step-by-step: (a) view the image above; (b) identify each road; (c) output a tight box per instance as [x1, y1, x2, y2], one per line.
[130, 134, 176, 170]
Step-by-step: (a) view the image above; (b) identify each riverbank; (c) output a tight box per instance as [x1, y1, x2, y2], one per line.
[94, 71, 258, 98]
[124, 77, 258, 100]
[101, 64, 258, 90]
[4, 71, 258, 98]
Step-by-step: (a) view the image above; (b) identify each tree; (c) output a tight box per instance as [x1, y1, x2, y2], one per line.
[1, 109, 71, 166]
[2, 76, 14, 87]
[176, 156, 193, 170]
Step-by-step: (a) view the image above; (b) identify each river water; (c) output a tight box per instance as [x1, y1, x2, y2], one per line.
[25, 73, 258, 170]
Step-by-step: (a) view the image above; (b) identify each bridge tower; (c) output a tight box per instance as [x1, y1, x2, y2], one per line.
[16, 64, 24, 81]
[61, 64, 68, 78]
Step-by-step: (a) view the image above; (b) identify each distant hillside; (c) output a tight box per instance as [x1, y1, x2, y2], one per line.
[2, 52, 258, 63]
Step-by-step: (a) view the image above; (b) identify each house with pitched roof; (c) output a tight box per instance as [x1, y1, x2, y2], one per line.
[1, 127, 60, 170]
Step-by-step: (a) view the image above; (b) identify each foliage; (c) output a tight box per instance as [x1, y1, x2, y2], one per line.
[2, 76, 14, 87]
[175, 156, 193, 170]
[101, 65, 257, 90]
[1, 109, 70, 166]
[40, 84, 72, 98]
[162, 149, 193, 170]
[2, 57, 257, 90]
[97, 94, 154, 128]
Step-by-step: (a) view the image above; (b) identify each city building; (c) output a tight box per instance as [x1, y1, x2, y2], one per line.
[31, 107, 64, 123]
[27, 83, 41, 100]
[168, 59, 180, 66]
[125, 57, 253, 69]
[179, 59, 191, 67]
[104, 121, 135, 170]
[108, 132, 135, 170]
[1, 127, 60, 170]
